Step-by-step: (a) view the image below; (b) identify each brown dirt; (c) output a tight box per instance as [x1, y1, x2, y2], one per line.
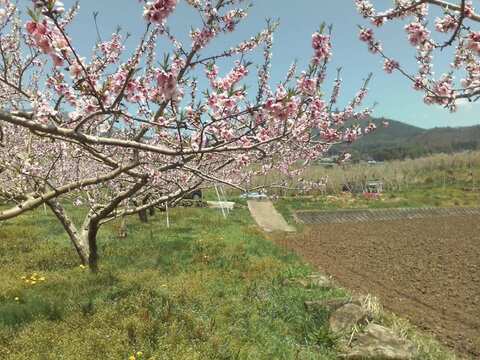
[276, 215, 480, 358]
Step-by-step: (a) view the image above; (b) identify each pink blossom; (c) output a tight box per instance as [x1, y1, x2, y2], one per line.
[431, 77, 454, 105]
[364, 122, 376, 134]
[205, 64, 219, 85]
[413, 76, 426, 91]
[467, 32, 480, 55]
[211, 62, 248, 92]
[404, 22, 430, 46]
[359, 28, 374, 42]
[297, 73, 317, 96]
[190, 27, 216, 50]
[311, 32, 331, 63]
[26, 21, 47, 36]
[435, 15, 457, 33]
[465, 1, 475, 18]
[50, 53, 64, 67]
[156, 70, 179, 101]
[371, 17, 385, 27]
[143, 0, 177, 24]
[37, 36, 52, 53]
[355, 0, 375, 18]
[383, 59, 399, 74]
[69, 62, 83, 79]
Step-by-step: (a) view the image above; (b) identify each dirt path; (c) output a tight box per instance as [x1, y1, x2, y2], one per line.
[247, 200, 295, 232]
[277, 215, 480, 358]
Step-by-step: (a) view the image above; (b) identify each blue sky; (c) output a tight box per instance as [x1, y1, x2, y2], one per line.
[30, 0, 480, 128]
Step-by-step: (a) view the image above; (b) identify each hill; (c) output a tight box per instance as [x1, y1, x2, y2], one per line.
[334, 118, 480, 161]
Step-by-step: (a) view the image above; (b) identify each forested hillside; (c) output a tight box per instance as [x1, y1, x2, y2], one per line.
[334, 118, 480, 161]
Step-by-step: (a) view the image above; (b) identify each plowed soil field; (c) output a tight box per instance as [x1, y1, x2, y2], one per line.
[278, 215, 480, 358]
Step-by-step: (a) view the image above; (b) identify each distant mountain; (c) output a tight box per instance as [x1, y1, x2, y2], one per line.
[333, 118, 480, 161]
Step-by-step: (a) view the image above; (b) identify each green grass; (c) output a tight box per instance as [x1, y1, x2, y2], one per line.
[275, 185, 480, 223]
[0, 206, 346, 360]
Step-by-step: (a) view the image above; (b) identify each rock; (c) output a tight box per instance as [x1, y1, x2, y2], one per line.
[307, 273, 334, 288]
[344, 323, 418, 360]
[304, 298, 351, 313]
[282, 273, 332, 288]
[329, 303, 368, 333]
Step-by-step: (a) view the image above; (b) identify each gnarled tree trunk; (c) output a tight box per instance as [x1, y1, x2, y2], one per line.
[46, 200, 101, 271]
[46, 199, 91, 266]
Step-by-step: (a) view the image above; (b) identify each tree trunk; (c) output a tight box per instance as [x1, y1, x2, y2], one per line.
[46, 179, 147, 272]
[118, 216, 128, 238]
[46, 199, 90, 265]
[138, 208, 148, 223]
[85, 221, 99, 272]
[47, 200, 100, 271]
[134, 198, 149, 223]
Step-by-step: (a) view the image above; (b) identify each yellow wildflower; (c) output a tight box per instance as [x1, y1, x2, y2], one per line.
[79, 264, 86, 269]
[20, 276, 26, 280]
[14, 297, 19, 302]
[136, 352, 143, 357]
[39, 277, 46, 281]
[31, 281, 37, 285]
[128, 356, 136, 360]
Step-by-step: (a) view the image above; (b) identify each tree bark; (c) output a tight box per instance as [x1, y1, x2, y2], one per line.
[84, 216, 99, 272]
[138, 208, 148, 223]
[46, 200, 100, 270]
[118, 216, 128, 238]
[45, 178, 149, 272]
[46, 199, 90, 265]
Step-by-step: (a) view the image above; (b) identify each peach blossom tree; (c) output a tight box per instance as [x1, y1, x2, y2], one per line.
[0, 0, 374, 270]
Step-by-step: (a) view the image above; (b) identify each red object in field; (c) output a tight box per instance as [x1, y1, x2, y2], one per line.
[363, 191, 380, 200]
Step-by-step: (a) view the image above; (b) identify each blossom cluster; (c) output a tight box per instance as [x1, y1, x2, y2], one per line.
[383, 59, 399, 74]
[404, 22, 430, 46]
[25, 20, 69, 66]
[355, 0, 480, 109]
[311, 33, 332, 63]
[143, 0, 177, 24]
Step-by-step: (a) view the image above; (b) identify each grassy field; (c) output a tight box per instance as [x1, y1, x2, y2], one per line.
[1, 152, 473, 359]
[235, 151, 480, 197]
[275, 185, 480, 224]
[0, 205, 351, 360]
